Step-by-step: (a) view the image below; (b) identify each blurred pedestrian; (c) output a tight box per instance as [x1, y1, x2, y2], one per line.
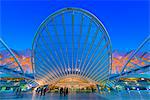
[40, 88, 43, 96]
[43, 87, 46, 96]
[60, 87, 63, 95]
[64, 87, 66, 96]
[66, 88, 68, 95]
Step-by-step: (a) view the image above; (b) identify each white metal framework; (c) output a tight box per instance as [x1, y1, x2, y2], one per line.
[0, 38, 35, 79]
[0, 38, 24, 75]
[121, 35, 150, 74]
[32, 8, 112, 85]
[109, 35, 150, 80]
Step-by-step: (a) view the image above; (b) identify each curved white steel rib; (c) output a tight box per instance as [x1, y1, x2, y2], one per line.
[121, 35, 150, 74]
[32, 8, 112, 85]
[0, 38, 24, 74]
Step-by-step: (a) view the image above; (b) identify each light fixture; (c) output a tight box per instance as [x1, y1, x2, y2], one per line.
[137, 88, 139, 91]
[141, 78, 144, 80]
[132, 87, 136, 90]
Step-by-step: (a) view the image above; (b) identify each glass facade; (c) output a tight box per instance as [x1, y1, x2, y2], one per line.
[32, 8, 112, 85]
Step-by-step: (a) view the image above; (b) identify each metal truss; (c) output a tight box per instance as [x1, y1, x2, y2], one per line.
[0, 38, 24, 74]
[0, 38, 34, 79]
[120, 35, 150, 75]
[109, 35, 150, 81]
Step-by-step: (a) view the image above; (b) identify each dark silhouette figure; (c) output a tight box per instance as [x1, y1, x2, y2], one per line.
[40, 88, 43, 96]
[92, 88, 94, 92]
[66, 88, 68, 95]
[60, 87, 63, 95]
[37, 88, 40, 94]
[43, 88, 46, 96]
[64, 87, 66, 96]
[36, 88, 38, 93]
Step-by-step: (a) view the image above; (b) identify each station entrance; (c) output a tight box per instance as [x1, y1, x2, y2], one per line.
[48, 77, 97, 93]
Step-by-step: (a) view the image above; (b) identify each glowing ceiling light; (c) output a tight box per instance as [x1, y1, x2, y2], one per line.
[141, 78, 144, 80]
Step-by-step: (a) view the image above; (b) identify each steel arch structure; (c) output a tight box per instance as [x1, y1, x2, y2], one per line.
[0, 38, 24, 75]
[32, 8, 112, 85]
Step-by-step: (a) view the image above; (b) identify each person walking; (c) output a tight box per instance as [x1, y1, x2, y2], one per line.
[66, 88, 68, 95]
[37, 87, 40, 94]
[60, 87, 63, 95]
[43, 87, 46, 96]
[64, 87, 66, 96]
[40, 88, 43, 96]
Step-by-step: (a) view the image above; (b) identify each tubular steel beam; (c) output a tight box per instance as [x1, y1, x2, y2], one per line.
[121, 35, 150, 74]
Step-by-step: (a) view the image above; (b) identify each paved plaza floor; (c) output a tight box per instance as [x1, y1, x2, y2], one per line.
[1, 90, 150, 100]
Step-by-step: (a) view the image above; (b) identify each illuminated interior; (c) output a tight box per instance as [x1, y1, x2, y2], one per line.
[55, 77, 96, 89]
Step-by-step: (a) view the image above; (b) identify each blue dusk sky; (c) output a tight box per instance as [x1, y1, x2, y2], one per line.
[0, 0, 149, 51]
